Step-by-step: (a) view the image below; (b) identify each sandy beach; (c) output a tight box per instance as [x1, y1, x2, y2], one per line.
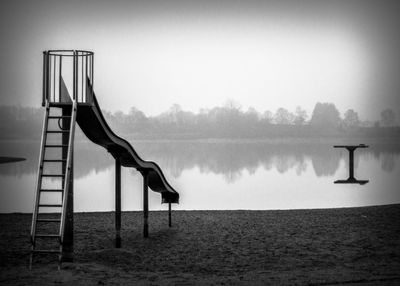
[1, 205, 400, 285]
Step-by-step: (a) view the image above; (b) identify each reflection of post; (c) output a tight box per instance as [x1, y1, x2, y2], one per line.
[348, 148, 354, 180]
[115, 157, 121, 248]
[334, 144, 369, 185]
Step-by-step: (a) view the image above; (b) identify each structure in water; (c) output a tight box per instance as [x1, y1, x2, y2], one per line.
[333, 144, 369, 185]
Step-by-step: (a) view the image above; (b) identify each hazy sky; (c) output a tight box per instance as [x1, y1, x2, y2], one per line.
[1, 0, 399, 120]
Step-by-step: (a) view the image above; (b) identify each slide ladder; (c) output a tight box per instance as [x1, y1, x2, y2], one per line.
[30, 100, 77, 269]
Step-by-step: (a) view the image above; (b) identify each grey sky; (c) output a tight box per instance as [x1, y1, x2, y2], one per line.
[1, 0, 399, 120]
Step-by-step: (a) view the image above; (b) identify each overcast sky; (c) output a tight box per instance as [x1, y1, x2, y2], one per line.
[1, 0, 399, 120]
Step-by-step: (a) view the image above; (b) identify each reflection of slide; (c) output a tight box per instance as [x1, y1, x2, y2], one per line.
[75, 87, 179, 203]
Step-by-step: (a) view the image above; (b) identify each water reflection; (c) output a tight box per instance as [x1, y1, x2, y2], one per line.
[381, 153, 396, 173]
[0, 140, 113, 178]
[131, 140, 398, 183]
[1, 139, 400, 212]
[0, 139, 399, 183]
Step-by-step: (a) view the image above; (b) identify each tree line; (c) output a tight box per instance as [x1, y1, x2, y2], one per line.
[103, 102, 399, 139]
[0, 102, 399, 140]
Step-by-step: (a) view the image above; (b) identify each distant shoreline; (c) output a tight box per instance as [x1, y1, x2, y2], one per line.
[1, 136, 400, 144]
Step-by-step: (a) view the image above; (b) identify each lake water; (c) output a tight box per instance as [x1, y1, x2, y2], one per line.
[0, 137, 399, 213]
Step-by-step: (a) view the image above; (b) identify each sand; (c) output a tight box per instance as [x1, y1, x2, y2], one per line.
[1, 205, 400, 285]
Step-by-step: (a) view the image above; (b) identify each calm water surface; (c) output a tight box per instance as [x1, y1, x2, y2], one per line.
[0, 138, 399, 213]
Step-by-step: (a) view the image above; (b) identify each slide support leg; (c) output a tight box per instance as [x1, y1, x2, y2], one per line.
[143, 171, 149, 238]
[115, 157, 121, 248]
[168, 203, 172, 227]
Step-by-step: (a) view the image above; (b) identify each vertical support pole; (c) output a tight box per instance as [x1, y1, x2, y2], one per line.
[91, 54, 94, 96]
[53, 55, 56, 102]
[143, 171, 149, 238]
[168, 203, 172, 227]
[85, 56, 88, 103]
[81, 54, 84, 103]
[62, 107, 73, 262]
[73, 50, 77, 102]
[42, 52, 47, 106]
[59, 55, 62, 102]
[115, 157, 121, 248]
[348, 148, 354, 180]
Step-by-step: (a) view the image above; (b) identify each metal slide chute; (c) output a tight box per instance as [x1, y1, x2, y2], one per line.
[75, 85, 179, 204]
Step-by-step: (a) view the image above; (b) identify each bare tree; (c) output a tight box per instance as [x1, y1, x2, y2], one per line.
[262, 110, 274, 124]
[294, 106, 308, 125]
[343, 109, 360, 129]
[274, 108, 294, 125]
[380, 108, 396, 127]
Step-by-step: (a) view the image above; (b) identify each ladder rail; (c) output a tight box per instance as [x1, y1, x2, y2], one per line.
[59, 100, 77, 243]
[30, 100, 50, 244]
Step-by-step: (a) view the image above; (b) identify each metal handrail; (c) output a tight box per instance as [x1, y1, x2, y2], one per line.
[59, 100, 78, 243]
[47, 50, 93, 56]
[43, 50, 94, 105]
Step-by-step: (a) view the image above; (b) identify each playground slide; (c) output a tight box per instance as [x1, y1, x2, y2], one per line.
[74, 89, 179, 204]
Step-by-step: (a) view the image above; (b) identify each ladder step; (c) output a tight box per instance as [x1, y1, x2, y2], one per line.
[48, 116, 71, 119]
[40, 189, 63, 192]
[45, 144, 68, 148]
[32, 249, 60, 253]
[42, 174, 65, 178]
[38, 204, 62, 207]
[47, 130, 70, 134]
[43, 159, 66, 163]
[35, 234, 60, 238]
[36, 219, 61, 222]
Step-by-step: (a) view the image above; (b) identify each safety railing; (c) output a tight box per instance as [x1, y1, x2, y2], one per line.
[42, 50, 94, 105]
